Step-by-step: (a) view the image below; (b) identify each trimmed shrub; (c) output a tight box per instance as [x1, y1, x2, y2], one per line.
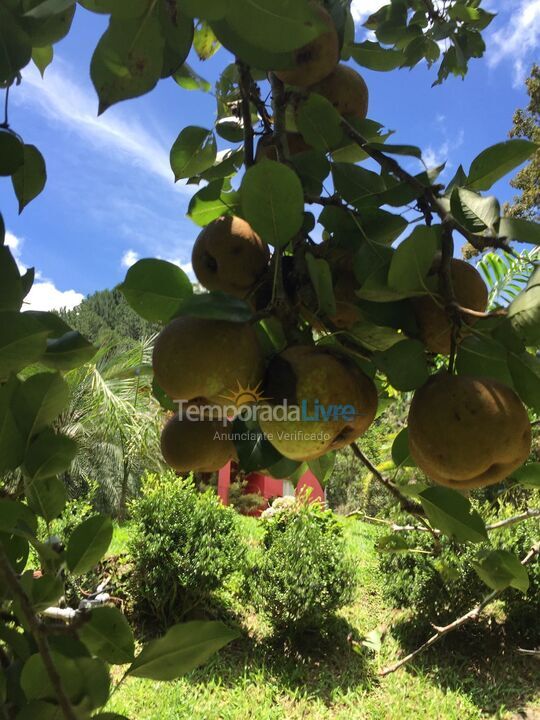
[378, 501, 540, 646]
[249, 496, 356, 636]
[128, 472, 246, 632]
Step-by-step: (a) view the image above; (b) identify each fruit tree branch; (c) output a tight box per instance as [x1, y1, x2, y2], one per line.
[486, 508, 540, 531]
[0, 545, 78, 720]
[269, 73, 289, 163]
[340, 118, 516, 256]
[237, 60, 254, 168]
[350, 442, 425, 516]
[379, 542, 540, 676]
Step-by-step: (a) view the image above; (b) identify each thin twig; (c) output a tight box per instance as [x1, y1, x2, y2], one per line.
[379, 543, 540, 676]
[487, 508, 540, 531]
[0, 546, 78, 720]
[269, 73, 289, 163]
[340, 118, 516, 256]
[350, 443, 425, 516]
[1, 85, 9, 129]
[237, 60, 254, 168]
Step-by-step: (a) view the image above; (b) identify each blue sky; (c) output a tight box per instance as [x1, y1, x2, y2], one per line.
[1, 0, 539, 310]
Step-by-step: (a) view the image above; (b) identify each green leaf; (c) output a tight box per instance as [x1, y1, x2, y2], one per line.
[210, 17, 294, 70]
[510, 462, 540, 489]
[0, 376, 25, 472]
[128, 620, 239, 680]
[388, 226, 439, 293]
[456, 335, 513, 387]
[11, 144, 47, 213]
[297, 94, 343, 151]
[0, 498, 37, 535]
[0, 131, 24, 176]
[350, 40, 403, 71]
[418, 486, 488, 543]
[305, 253, 336, 317]
[78, 0, 150, 16]
[508, 352, 540, 413]
[360, 209, 408, 245]
[369, 143, 422, 159]
[350, 321, 403, 352]
[308, 452, 335, 486]
[24, 429, 77, 481]
[0, 6, 32, 83]
[375, 534, 411, 553]
[499, 217, 540, 246]
[170, 126, 217, 180]
[215, 117, 244, 143]
[233, 418, 282, 473]
[391, 427, 415, 467]
[332, 162, 385, 208]
[467, 140, 538, 192]
[241, 161, 304, 248]
[373, 339, 428, 391]
[66, 514, 113, 575]
[181, 0, 228, 20]
[508, 266, 540, 345]
[178, 292, 252, 322]
[24, 0, 75, 19]
[119, 258, 193, 323]
[224, 0, 326, 54]
[199, 147, 244, 182]
[21, 652, 82, 703]
[25, 476, 67, 521]
[0, 311, 49, 378]
[90, 14, 164, 114]
[16, 371, 69, 438]
[450, 187, 500, 233]
[31, 44, 53, 76]
[473, 549, 529, 593]
[187, 178, 240, 226]
[0, 245, 24, 311]
[159, 2, 194, 77]
[42, 330, 97, 370]
[193, 20, 220, 60]
[79, 606, 135, 664]
[173, 63, 211, 92]
[21, 2, 75, 47]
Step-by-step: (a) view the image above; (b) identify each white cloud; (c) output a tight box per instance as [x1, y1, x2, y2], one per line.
[17, 62, 183, 188]
[423, 130, 464, 175]
[121, 249, 140, 269]
[350, 0, 387, 24]
[487, 0, 540, 85]
[5, 231, 83, 311]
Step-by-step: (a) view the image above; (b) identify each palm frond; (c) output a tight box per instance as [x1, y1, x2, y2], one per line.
[476, 247, 539, 309]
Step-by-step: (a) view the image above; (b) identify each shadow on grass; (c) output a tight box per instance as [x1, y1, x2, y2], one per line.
[393, 619, 540, 717]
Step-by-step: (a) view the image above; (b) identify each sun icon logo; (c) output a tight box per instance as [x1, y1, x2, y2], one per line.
[220, 380, 269, 408]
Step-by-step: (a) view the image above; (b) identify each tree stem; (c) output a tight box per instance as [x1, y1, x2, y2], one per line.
[237, 60, 254, 168]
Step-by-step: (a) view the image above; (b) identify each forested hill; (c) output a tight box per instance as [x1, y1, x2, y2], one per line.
[59, 288, 158, 346]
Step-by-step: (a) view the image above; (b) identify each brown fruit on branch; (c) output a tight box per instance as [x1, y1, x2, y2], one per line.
[408, 373, 531, 489]
[309, 64, 369, 120]
[192, 216, 270, 299]
[255, 132, 312, 162]
[274, 2, 339, 87]
[413, 259, 488, 355]
[152, 317, 264, 403]
[259, 345, 378, 461]
[161, 414, 237, 472]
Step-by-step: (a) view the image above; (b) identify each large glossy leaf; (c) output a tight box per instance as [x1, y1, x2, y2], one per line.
[511, 462, 540, 489]
[15, 371, 69, 438]
[25, 475, 67, 522]
[128, 620, 239, 680]
[170, 126, 217, 180]
[419, 487, 488, 543]
[499, 217, 540, 246]
[211, 17, 294, 70]
[467, 140, 538, 191]
[79, 606, 135, 664]
[188, 180, 241, 227]
[232, 418, 282, 472]
[0, 376, 25, 472]
[473, 549, 529, 593]
[350, 40, 403, 70]
[158, 1, 193, 77]
[21, 1, 76, 47]
[91, 14, 164, 114]
[241, 161, 304, 247]
[0, 6, 32, 82]
[181, 0, 228, 20]
[305, 253, 336, 317]
[391, 427, 415, 467]
[450, 187, 500, 233]
[456, 335, 513, 387]
[297, 94, 343, 151]
[66, 514, 113, 575]
[24, 429, 77, 481]
[387, 226, 438, 293]
[508, 351, 540, 413]
[373, 339, 428, 391]
[12, 144, 47, 213]
[0, 245, 24, 311]
[224, 0, 326, 54]
[177, 292, 252, 322]
[24, 0, 74, 18]
[508, 265, 540, 345]
[0, 131, 25, 176]
[332, 162, 385, 208]
[119, 258, 193, 323]
[0, 311, 49, 378]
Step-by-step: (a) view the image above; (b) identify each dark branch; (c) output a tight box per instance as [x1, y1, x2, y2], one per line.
[237, 60, 254, 168]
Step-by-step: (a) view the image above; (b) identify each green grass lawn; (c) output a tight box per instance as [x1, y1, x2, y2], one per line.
[106, 519, 540, 720]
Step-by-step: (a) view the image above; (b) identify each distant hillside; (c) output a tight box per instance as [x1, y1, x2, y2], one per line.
[59, 288, 158, 346]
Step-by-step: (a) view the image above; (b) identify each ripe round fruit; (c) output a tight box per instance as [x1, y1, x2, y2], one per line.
[255, 132, 312, 162]
[161, 414, 236, 472]
[309, 64, 369, 120]
[152, 317, 264, 403]
[408, 373, 531, 489]
[192, 216, 270, 299]
[259, 345, 378, 461]
[274, 2, 339, 87]
[413, 259, 488, 355]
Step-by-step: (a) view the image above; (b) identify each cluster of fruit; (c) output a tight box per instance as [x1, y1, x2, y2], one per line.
[152, 1, 532, 490]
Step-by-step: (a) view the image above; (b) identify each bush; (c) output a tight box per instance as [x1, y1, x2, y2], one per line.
[249, 495, 356, 636]
[128, 472, 246, 632]
[378, 501, 540, 646]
